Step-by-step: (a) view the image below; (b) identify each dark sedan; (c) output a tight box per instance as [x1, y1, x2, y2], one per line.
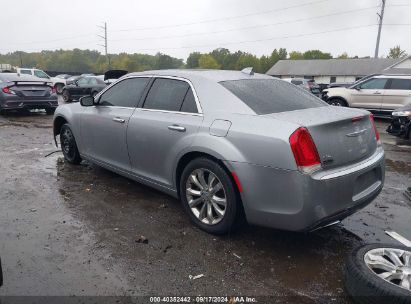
[0, 73, 58, 114]
[387, 104, 411, 140]
[62, 76, 107, 103]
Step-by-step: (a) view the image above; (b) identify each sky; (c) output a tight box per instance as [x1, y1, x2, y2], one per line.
[1, 0, 411, 60]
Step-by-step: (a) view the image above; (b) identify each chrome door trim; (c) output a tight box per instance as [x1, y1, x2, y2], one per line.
[139, 108, 203, 117]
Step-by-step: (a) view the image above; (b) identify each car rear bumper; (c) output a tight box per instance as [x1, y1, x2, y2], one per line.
[226, 147, 385, 231]
[0, 99, 58, 110]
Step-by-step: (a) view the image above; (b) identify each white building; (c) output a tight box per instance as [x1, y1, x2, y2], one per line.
[266, 56, 411, 84]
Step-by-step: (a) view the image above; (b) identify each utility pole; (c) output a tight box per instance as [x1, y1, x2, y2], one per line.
[374, 0, 386, 58]
[98, 22, 110, 69]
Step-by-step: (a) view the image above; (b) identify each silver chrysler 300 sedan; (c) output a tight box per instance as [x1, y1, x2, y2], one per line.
[53, 69, 385, 234]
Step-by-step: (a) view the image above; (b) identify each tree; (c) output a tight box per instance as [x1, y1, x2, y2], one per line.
[303, 49, 332, 59]
[186, 52, 202, 68]
[289, 51, 304, 60]
[338, 52, 349, 59]
[198, 54, 221, 69]
[235, 53, 261, 72]
[388, 46, 407, 59]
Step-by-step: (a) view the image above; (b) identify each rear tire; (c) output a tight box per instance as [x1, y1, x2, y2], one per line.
[179, 157, 242, 235]
[328, 98, 347, 107]
[60, 124, 82, 165]
[62, 89, 72, 103]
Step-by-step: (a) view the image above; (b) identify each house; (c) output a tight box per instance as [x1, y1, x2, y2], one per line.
[266, 56, 411, 84]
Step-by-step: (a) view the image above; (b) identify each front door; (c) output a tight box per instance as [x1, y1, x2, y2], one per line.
[350, 78, 388, 110]
[80, 77, 150, 172]
[127, 77, 203, 188]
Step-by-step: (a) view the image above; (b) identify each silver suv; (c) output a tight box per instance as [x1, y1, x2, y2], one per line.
[323, 75, 411, 115]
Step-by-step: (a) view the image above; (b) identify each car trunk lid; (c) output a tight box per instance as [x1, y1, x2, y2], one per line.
[9, 81, 53, 99]
[267, 106, 378, 169]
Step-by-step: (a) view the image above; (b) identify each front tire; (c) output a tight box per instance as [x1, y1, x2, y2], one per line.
[328, 98, 347, 107]
[180, 157, 241, 235]
[344, 243, 411, 304]
[60, 124, 82, 164]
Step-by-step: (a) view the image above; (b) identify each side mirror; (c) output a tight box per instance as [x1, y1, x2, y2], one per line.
[80, 96, 94, 107]
[74, 81, 79, 86]
[354, 86, 361, 91]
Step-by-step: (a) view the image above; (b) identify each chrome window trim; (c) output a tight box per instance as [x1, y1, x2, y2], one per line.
[139, 108, 203, 117]
[142, 75, 203, 115]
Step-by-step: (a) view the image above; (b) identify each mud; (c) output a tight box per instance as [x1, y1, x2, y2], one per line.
[0, 109, 410, 303]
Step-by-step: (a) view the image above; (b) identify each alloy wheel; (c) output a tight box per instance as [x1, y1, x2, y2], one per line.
[61, 128, 75, 159]
[185, 168, 227, 225]
[364, 247, 411, 291]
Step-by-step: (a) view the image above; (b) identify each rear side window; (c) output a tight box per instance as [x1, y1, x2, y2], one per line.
[389, 79, 411, 90]
[99, 77, 149, 107]
[180, 88, 198, 113]
[220, 79, 326, 115]
[20, 70, 32, 75]
[291, 80, 303, 85]
[144, 78, 190, 112]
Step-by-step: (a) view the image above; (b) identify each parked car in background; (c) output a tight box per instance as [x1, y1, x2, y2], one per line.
[387, 104, 411, 140]
[62, 76, 107, 102]
[322, 75, 411, 116]
[66, 75, 81, 85]
[53, 69, 384, 235]
[17, 68, 66, 94]
[0, 73, 58, 114]
[283, 78, 321, 97]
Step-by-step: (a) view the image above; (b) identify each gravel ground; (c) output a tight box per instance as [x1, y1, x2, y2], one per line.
[0, 105, 410, 303]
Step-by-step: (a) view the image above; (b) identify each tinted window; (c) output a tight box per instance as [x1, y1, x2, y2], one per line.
[291, 80, 303, 85]
[359, 78, 387, 90]
[180, 88, 198, 113]
[220, 79, 326, 115]
[20, 69, 32, 75]
[389, 79, 411, 90]
[99, 77, 149, 107]
[34, 70, 49, 79]
[144, 78, 190, 111]
[77, 77, 89, 86]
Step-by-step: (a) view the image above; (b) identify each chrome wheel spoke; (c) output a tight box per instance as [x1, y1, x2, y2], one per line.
[207, 203, 213, 224]
[187, 188, 201, 197]
[378, 271, 395, 280]
[366, 254, 397, 272]
[211, 182, 223, 194]
[188, 197, 203, 208]
[212, 202, 225, 217]
[189, 174, 203, 190]
[400, 275, 411, 289]
[212, 195, 227, 207]
[386, 249, 404, 267]
[197, 170, 208, 189]
[198, 202, 207, 220]
[208, 175, 216, 188]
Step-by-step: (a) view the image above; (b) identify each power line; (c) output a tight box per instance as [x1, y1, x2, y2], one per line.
[125, 24, 378, 52]
[112, 0, 332, 32]
[110, 5, 379, 43]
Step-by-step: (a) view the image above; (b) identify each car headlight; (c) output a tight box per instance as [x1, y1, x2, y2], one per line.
[392, 111, 411, 117]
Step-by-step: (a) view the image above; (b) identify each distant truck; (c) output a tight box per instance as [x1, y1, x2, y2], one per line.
[16, 68, 66, 94]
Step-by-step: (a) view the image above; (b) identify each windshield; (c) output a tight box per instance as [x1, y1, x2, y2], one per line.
[220, 79, 327, 115]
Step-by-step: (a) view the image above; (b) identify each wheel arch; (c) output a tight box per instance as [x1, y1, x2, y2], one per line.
[174, 150, 238, 199]
[328, 96, 349, 106]
[53, 115, 68, 146]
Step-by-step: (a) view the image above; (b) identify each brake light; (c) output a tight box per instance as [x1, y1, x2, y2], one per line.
[51, 86, 57, 94]
[289, 127, 321, 174]
[369, 114, 380, 144]
[2, 87, 14, 94]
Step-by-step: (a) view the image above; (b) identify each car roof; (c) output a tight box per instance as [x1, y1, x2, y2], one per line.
[127, 69, 272, 82]
[374, 75, 411, 79]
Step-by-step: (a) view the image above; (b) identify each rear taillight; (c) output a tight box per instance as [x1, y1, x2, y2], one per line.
[369, 114, 380, 144]
[2, 87, 14, 94]
[289, 127, 321, 174]
[51, 86, 57, 94]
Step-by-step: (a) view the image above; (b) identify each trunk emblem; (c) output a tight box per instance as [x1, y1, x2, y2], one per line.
[346, 129, 367, 137]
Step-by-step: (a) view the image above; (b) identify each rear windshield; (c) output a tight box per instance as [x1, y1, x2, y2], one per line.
[220, 79, 327, 115]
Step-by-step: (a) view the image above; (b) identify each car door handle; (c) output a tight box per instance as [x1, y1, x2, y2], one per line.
[113, 117, 125, 123]
[168, 125, 186, 132]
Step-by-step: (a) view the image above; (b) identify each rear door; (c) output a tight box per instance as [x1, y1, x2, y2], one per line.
[80, 77, 150, 172]
[350, 78, 388, 110]
[127, 77, 203, 188]
[381, 78, 411, 111]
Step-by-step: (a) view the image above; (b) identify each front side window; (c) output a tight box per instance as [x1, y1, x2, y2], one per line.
[389, 79, 411, 90]
[220, 79, 326, 115]
[359, 78, 388, 90]
[99, 77, 149, 107]
[143, 78, 190, 112]
[77, 77, 89, 86]
[34, 70, 49, 79]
